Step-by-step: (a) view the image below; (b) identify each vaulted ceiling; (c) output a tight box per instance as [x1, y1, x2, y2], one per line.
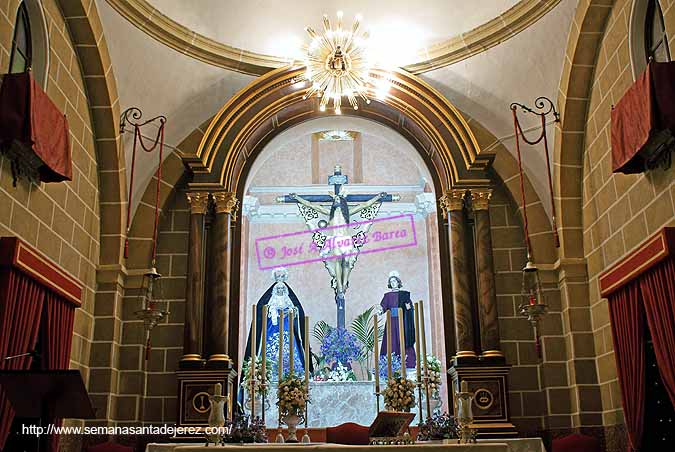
[96, 0, 577, 218]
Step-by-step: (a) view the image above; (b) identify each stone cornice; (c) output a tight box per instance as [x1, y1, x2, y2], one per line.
[105, 0, 561, 75]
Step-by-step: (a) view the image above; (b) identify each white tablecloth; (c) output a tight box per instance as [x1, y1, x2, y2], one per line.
[146, 438, 546, 452]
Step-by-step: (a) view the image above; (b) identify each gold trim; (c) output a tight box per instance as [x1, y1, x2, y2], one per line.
[105, 0, 561, 75]
[439, 189, 466, 212]
[456, 350, 477, 357]
[207, 354, 231, 362]
[180, 354, 203, 361]
[470, 189, 493, 211]
[212, 192, 238, 215]
[186, 192, 210, 214]
[481, 350, 504, 358]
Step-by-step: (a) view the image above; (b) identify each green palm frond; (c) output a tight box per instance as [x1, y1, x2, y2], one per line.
[350, 306, 384, 359]
[312, 320, 333, 345]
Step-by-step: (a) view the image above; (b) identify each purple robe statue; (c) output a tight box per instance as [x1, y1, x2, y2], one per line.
[379, 289, 417, 369]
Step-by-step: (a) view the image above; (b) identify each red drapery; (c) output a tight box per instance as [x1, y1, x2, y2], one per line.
[608, 281, 645, 452]
[640, 258, 675, 410]
[0, 269, 46, 450]
[41, 291, 75, 452]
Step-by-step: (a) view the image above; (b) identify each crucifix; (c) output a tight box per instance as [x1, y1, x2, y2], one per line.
[276, 165, 400, 329]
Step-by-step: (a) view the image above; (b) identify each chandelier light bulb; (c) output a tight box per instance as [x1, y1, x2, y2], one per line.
[303, 12, 374, 114]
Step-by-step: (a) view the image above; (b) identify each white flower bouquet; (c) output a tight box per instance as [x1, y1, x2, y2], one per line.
[276, 375, 309, 417]
[426, 355, 442, 399]
[383, 376, 416, 412]
[327, 362, 356, 382]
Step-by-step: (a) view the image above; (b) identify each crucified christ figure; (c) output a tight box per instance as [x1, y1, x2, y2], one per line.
[277, 165, 399, 328]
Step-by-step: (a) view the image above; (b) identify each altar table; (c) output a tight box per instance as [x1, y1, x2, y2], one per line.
[176, 444, 510, 452]
[145, 438, 545, 452]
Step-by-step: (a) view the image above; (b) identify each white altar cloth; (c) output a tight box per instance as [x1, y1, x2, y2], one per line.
[176, 444, 510, 452]
[146, 438, 546, 452]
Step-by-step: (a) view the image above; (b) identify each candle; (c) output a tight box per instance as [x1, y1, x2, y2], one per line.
[261, 305, 268, 388]
[304, 316, 310, 387]
[289, 309, 295, 375]
[419, 301, 428, 376]
[279, 310, 284, 381]
[398, 307, 406, 379]
[386, 310, 392, 380]
[461, 380, 468, 392]
[215, 383, 222, 396]
[373, 314, 380, 392]
[414, 303, 421, 383]
[251, 304, 257, 386]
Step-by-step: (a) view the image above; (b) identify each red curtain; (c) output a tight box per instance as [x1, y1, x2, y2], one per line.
[0, 269, 46, 450]
[640, 258, 675, 410]
[41, 291, 75, 452]
[608, 281, 645, 452]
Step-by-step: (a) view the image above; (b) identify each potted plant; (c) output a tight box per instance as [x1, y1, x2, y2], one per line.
[276, 375, 309, 442]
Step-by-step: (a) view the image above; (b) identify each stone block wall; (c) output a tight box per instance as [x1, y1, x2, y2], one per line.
[581, 0, 675, 430]
[0, 0, 100, 381]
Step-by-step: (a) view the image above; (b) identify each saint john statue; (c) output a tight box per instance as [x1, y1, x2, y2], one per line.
[379, 270, 417, 369]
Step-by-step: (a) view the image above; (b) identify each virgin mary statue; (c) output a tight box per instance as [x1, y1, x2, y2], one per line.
[241, 268, 311, 382]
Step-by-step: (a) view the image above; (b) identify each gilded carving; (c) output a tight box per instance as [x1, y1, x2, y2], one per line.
[439, 189, 466, 213]
[212, 192, 239, 215]
[470, 189, 493, 211]
[186, 192, 210, 214]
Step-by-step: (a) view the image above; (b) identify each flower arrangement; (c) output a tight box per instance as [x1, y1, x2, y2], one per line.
[417, 413, 458, 441]
[241, 357, 272, 395]
[383, 376, 416, 412]
[320, 327, 362, 366]
[327, 362, 357, 382]
[265, 330, 305, 379]
[276, 375, 309, 417]
[377, 354, 402, 379]
[426, 355, 442, 399]
[223, 415, 267, 443]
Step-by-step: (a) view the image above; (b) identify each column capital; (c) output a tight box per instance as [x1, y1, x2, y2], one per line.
[439, 189, 466, 212]
[470, 189, 493, 211]
[212, 191, 239, 215]
[186, 191, 210, 214]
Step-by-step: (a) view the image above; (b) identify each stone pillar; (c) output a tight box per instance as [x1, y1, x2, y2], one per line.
[471, 189, 503, 359]
[181, 191, 209, 367]
[440, 189, 476, 359]
[206, 192, 238, 368]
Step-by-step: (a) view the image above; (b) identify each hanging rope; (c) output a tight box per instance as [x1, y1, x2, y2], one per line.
[510, 97, 561, 252]
[121, 108, 167, 262]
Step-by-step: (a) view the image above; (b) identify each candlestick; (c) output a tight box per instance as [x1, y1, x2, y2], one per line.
[304, 315, 310, 436]
[261, 305, 268, 425]
[289, 309, 295, 375]
[373, 314, 380, 392]
[279, 310, 285, 381]
[261, 306, 268, 383]
[251, 304, 257, 419]
[414, 303, 423, 422]
[386, 310, 392, 380]
[398, 307, 406, 379]
[419, 300, 431, 420]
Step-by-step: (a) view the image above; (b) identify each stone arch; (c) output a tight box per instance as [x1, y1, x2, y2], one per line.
[56, 0, 127, 267]
[553, 0, 615, 259]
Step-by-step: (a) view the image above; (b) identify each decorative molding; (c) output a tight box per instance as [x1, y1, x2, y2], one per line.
[415, 193, 438, 215]
[599, 227, 675, 298]
[212, 191, 239, 215]
[439, 190, 466, 212]
[186, 191, 210, 214]
[244, 202, 430, 223]
[0, 237, 83, 306]
[104, 0, 561, 75]
[247, 181, 427, 195]
[470, 189, 493, 211]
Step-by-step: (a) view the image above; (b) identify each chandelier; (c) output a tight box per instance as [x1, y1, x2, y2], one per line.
[303, 12, 373, 114]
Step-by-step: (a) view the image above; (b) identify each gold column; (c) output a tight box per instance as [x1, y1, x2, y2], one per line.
[181, 191, 209, 366]
[471, 189, 503, 358]
[440, 189, 476, 358]
[206, 192, 239, 366]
